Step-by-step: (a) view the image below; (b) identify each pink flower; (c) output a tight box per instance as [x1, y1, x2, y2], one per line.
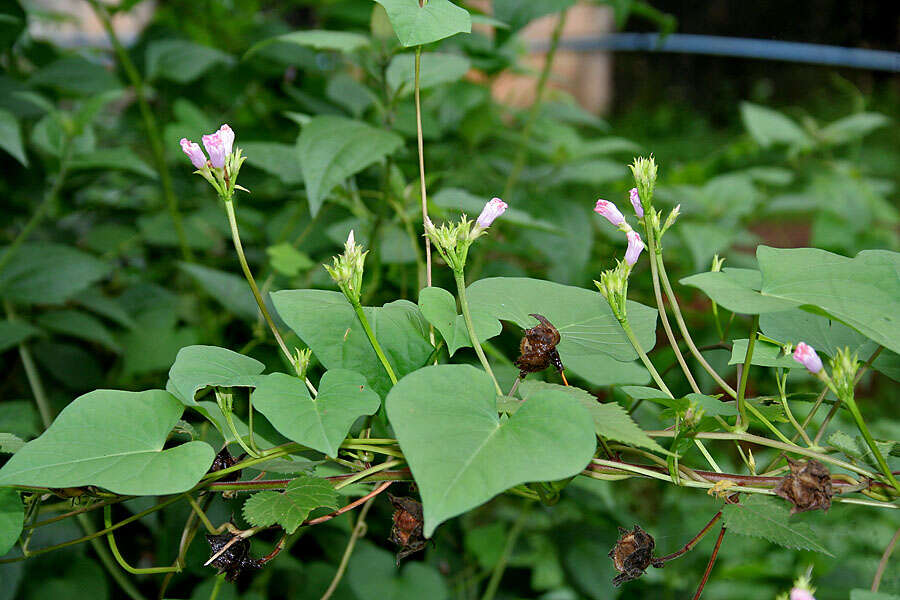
[629, 188, 643, 218]
[180, 138, 207, 169]
[790, 588, 816, 600]
[793, 342, 823, 374]
[625, 230, 645, 265]
[476, 197, 507, 229]
[202, 132, 226, 169]
[594, 199, 626, 228]
[217, 124, 235, 156]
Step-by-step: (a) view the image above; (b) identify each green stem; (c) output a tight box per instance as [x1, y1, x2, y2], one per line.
[744, 402, 793, 445]
[334, 459, 403, 491]
[841, 392, 900, 494]
[319, 495, 377, 600]
[350, 301, 398, 385]
[76, 514, 148, 600]
[872, 526, 900, 592]
[655, 253, 738, 399]
[454, 270, 502, 395]
[619, 316, 673, 398]
[414, 45, 432, 288]
[481, 502, 532, 600]
[777, 372, 815, 447]
[103, 506, 180, 574]
[87, 0, 192, 262]
[646, 231, 700, 393]
[0, 144, 71, 276]
[209, 575, 226, 600]
[735, 315, 759, 429]
[502, 10, 568, 199]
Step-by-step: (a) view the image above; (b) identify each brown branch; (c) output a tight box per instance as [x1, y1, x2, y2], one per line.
[692, 526, 727, 600]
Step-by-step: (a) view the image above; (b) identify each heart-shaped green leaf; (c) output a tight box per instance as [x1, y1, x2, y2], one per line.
[0, 488, 23, 556]
[374, 0, 471, 47]
[242, 474, 339, 533]
[272, 290, 433, 397]
[348, 541, 448, 600]
[252, 369, 380, 457]
[166, 345, 265, 407]
[0, 390, 214, 495]
[465, 278, 658, 381]
[387, 364, 596, 536]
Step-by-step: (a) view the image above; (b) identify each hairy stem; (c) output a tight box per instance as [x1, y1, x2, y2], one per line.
[735, 315, 759, 429]
[87, 0, 192, 261]
[618, 317, 673, 398]
[454, 270, 502, 395]
[414, 46, 432, 288]
[502, 10, 568, 199]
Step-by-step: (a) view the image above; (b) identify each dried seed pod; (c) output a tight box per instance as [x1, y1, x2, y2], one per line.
[515, 313, 564, 379]
[206, 532, 261, 582]
[609, 525, 661, 586]
[774, 458, 834, 514]
[387, 494, 428, 563]
[207, 447, 243, 483]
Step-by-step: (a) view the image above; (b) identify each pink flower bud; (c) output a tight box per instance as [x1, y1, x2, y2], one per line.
[217, 124, 234, 156]
[476, 197, 507, 229]
[793, 342, 823, 374]
[594, 199, 626, 228]
[629, 188, 643, 218]
[790, 588, 816, 600]
[625, 230, 645, 265]
[202, 132, 226, 169]
[180, 138, 207, 170]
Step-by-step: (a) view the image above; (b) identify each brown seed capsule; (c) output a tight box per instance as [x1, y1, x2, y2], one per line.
[207, 447, 242, 482]
[609, 525, 661, 586]
[206, 532, 261, 582]
[774, 457, 834, 514]
[387, 494, 428, 563]
[515, 313, 564, 379]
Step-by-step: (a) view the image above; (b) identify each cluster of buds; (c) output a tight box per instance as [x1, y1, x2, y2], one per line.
[324, 230, 368, 305]
[776, 575, 817, 600]
[424, 197, 507, 273]
[595, 260, 631, 321]
[792, 343, 859, 400]
[180, 124, 247, 201]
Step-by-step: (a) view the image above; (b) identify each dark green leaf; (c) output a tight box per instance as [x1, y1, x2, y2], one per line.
[0, 320, 40, 353]
[348, 541, 448, 600]
[241, 142, 304, 185]
[729, 339, 795, 368]
[740, 102, 812, 149]
[0, 243, 111, 305]
[145, 40, 231, 83]
[69, 149, 157, 179]
[0, 110, 26, 166]
[29, 57, 121, 95]
[242, 474, 339, 533]
[35, 309, 120, 352]
[179, 263, 260, 322]
[245, 30, 370, 58]
[386, 52, 471, 94]
[417, 286, 500, 356]
[721, 495, 831, 555]
[0, 488, 23, 558]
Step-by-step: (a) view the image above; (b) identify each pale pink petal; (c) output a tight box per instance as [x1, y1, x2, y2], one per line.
[476, 197, 508, 229]
[180, 138, 207, 169]
[594, 199, 626, 228]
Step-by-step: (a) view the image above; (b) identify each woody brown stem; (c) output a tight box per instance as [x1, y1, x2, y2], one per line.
[692, 526, 727, 600]
[656, 511, 723, 563]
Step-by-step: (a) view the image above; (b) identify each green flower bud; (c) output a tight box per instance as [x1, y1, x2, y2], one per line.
[324, 230, 368, 304]
[830, 347, 859, 401]
[629, 155, 658, 211]
[595, 260, 631, 321]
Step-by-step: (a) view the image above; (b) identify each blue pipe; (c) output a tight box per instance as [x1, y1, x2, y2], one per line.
[536, 33, 900, 72]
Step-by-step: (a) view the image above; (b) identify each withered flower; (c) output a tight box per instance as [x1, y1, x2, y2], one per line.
[387, 494, 428, 563]
[206, 532, 261, 582]
[515, 314, 564, 380]
[774, 458, 833, 514]
[609, 525, 662, 586]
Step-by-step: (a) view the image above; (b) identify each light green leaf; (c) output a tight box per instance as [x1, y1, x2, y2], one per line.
[721, 495, 831, 555]
[465, 277, 658, 370]
[0, 109, 26, 166]
[559, 353, 649, 387]
[740, 102, 813, 149]
[35, 309, 120, 352]
[760, 309, 873, 359]
[272, 290, 433, 397]
[492, 0, 575, 31]
[296, 116, 403, 215]
[374, 0, 471, 47]
[241, 142, 304, 185]
[30, 57, 121, 95]
[680, 268, 795, 314]
[179, 263, 260, 322]
[0, 390, 214, 495]
[0, 243, 111, 305]
[729, 339, 795, 368]
[69, 149, 156, 179]
[0, 433, 24, 454]
[386, 364, 596, 536]
[417, 286, 500, 356]
[245, 30, 370, 58]
[520, 382, 665, 453]
[165, 345, 265, 407]
[0, 488, 23, 557]
[266, 243, 314, 277]
[242, 474, 339, 533]
[348, 541, 449, 600]
[0, 319, 40, 352]
[679, 223, 735, 271]
[820, 112, 890, 146]
[828, 431, 897, 469]
[386, 52, 470, 94]
[145, 40, 232, 83]
[252, 370, 380, 457]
